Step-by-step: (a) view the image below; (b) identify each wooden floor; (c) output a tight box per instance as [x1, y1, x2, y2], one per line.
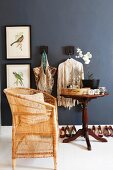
[0, 126, 113, 170]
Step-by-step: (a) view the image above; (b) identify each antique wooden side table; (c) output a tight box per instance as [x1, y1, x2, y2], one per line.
[61, 88, 109, 150]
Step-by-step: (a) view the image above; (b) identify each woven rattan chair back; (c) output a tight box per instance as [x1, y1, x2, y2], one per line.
[4, 87, 58, 170]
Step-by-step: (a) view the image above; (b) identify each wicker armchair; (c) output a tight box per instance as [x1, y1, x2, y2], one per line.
[4, 87, 58, 170]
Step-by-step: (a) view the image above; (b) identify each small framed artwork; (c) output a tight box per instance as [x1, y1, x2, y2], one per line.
[5, 25, 31, 59]
[6, 64, 30, 88]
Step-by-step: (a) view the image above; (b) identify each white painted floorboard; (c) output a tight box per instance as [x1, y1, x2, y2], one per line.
[0, 126, 113, 170]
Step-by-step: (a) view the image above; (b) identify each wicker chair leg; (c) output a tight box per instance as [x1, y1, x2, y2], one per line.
[12, 158, 16, 170]
[54, 155, 57, 170]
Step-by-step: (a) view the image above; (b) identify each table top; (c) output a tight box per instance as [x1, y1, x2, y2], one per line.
[61, 88, 109, 99]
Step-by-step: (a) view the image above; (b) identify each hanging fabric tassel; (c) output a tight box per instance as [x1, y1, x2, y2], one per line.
[42, 50, 47, 74]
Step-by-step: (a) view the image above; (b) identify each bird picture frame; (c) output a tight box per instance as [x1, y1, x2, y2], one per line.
[6, 63, 31, 88]
[5, 25, 31, 59]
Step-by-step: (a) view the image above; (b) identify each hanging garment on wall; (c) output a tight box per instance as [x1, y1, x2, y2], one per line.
[33, 51, 56, 94]
[57, 58, 84, 109]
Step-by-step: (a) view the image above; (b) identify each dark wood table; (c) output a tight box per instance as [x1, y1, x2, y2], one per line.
[61, 89, 108, 150]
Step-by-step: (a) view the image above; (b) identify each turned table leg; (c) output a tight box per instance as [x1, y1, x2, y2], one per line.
[82, 101, 92, 150]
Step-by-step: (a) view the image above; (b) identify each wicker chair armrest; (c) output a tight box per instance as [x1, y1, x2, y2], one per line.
[43, 91, 56, 100]
[41, 91, 56, 105]
[11, 93, 55, 109]
[4, 88, 56, 106]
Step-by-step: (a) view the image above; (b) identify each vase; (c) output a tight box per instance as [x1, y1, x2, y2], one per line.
[82, 79, 100, 89]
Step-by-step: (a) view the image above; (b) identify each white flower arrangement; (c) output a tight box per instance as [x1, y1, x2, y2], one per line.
[76, 48, 92, 64]
[76, 48, 93, 79]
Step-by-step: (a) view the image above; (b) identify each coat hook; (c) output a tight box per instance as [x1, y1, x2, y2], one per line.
[39, 46, 48, 55]
[63, 46, 75, 56]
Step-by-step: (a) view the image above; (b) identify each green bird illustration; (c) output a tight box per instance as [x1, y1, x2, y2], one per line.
[13, 72, 24, 86]
[10, 35, 24, 46]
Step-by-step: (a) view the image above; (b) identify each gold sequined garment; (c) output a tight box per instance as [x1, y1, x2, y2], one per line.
[33, 55, 56, 94]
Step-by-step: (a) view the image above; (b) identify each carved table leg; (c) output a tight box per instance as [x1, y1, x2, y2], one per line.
[63, 129, 83, 143]
[88, 129, 107, 142]
[85, 131, 91, 150]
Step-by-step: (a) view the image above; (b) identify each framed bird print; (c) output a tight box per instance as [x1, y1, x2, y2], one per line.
[5, 25, 31, 59]
[6, 64, 30, 88]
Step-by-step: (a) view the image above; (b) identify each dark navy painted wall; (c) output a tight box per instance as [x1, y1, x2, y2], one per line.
[0, 0, 112, 125]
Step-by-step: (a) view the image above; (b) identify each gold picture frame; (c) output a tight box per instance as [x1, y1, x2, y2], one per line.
[6, 64, 30, 88]
[5, 25, 31, 59]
